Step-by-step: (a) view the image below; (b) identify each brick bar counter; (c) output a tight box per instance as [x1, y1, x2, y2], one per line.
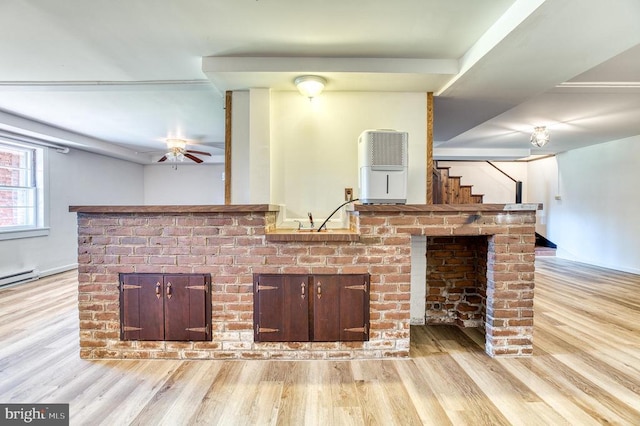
[69, 203, 539, 360]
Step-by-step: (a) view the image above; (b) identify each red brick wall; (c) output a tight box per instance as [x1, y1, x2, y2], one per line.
[426, 236, 487, 327]
[75, 207, 535, 359]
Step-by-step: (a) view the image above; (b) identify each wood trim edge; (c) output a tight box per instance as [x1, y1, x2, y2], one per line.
[224, 91, 232, 205]
[426, 92, 434, 204]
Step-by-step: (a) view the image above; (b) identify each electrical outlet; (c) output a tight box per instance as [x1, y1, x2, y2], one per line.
[344, 187, 353, 201]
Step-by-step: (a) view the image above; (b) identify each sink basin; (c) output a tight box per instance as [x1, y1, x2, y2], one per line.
[296, 229, 330, 233]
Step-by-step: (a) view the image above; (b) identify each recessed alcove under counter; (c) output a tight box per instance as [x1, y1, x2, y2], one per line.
[70, 202, 540, 360]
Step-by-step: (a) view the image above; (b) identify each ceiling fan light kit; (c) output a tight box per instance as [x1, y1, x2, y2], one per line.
[158, 138, 212, 167]
[166, 138, 187, 150]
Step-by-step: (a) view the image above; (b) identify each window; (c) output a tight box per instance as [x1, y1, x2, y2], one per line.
[0, 141, 47, 238]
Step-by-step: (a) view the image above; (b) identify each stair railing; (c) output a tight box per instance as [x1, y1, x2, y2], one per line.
[486, 161, 522, 203]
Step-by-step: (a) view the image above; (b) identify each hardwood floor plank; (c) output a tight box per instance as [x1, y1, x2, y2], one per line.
[532, 331, 640, 423]
[518, 347, 636, 424]
[216, 362, 277, 425]
[413, 354, 511, 425]
[188, 361, 247, 425]
[126, 361, 219, 425]
[438, 338, 568, 426]
[394, 359, 453, 426]
[351, 360, 424, 425]
[242, 379, 283, 426]
[496, 358, 601, 426]
[72, 361, 175, 426]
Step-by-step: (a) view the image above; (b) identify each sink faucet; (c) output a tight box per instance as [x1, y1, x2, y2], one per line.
[293, 220, 303, 230]
[308, 212, 314, 229]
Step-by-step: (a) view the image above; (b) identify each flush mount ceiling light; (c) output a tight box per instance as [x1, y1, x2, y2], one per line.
[530, 126, 550, 147]
[294, 75, 326, 99]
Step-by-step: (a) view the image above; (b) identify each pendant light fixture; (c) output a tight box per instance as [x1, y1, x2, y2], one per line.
[530, 126, 550, 147]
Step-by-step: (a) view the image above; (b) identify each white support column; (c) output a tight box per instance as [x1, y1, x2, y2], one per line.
[230, 88, 272, 204]
[249, 88, 271, 203]
[410, 235, 427, 324]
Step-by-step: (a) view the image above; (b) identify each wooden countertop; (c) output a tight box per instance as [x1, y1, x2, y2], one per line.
[69, 203, 541, 214]
[354, 203, 542, 212]
[69, 204, 281, 213]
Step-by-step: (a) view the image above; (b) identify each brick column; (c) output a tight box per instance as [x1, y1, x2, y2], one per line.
[484, 229, 535, 356]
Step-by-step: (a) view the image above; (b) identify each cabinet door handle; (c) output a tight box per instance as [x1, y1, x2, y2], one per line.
[155, 282, 161, 299]
[166, 282, 172, 299]
[301, 282, 306, 299]
[317, 281, 322, 299]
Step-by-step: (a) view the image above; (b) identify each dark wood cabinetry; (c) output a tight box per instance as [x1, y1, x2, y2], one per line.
[312, 274, 369, 342]
[253, 274, 369, 342]
[119, 273, 211, 341]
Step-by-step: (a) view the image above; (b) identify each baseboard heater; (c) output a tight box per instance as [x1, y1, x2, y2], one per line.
[0, 269, 39, 287]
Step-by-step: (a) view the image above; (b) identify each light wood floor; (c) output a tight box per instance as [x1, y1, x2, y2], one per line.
[1, 258, 639, 425]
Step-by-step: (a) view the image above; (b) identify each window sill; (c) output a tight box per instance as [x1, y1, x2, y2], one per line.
[0, 227, 50, 241]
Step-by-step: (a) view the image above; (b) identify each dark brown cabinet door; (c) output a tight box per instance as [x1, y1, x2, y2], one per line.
[253, 274, 309, 342]
[313, 274, 369, 342]
[120, 274, 164, 340]
[164, 274, 211, 341]
[120, 273, 211, 341]
[312, 275, 341, 341]
[254, 274, 369, 343]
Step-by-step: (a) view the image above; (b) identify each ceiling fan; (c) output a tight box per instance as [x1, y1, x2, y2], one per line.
[158, 139, 212, 164]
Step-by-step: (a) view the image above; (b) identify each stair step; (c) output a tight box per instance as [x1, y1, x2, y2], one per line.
[535, 246, 557, 257]
[470, 195, 484, 204]
[459, 186, 472, 204]
[433, 165, 484, 205]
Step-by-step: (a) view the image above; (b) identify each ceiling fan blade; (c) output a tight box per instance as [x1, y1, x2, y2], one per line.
[184, 153, 204, 163]
[186, 150, 212, 156]
[158, 155, 168, 162]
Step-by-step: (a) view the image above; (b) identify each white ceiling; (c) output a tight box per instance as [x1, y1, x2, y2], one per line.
[0, 0, 639, 163]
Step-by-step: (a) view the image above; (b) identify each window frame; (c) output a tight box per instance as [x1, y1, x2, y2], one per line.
[0, 140, 49, 240]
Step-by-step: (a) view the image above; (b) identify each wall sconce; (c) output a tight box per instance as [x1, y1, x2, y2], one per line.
[294, 75, 326, 99]
[530, 126, 550, 147]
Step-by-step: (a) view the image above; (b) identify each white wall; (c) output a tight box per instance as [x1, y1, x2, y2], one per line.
[0, 148, 144, 278]
[526, 156, 557, 239]
[528, 136, 640, 274]
[144, 164, 224, 205]
[270, 91, 426, 227]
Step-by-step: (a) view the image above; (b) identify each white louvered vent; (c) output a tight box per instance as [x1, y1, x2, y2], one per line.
[363, 131, 408, 168]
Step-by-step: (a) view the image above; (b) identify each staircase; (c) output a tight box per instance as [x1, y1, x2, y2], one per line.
[535, 232, 557, 257]
[432, 165, 484, 204]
